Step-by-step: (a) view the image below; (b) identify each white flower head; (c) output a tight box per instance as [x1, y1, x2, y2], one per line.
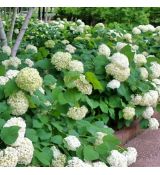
[142, 107, 154, 119]
[74, 74, 92, 95]
[148, 118, 159, 130]
[116, 42, 127, 52]
[25, 44, 37, 54]
[2, 46, 11, 56]
[67, 106, 88, 120]
[95, 132, 107, 145]
[51, 51, 72, 71]
[16, 138, 34, 165]
[123, 147, 137, 166]
[139, 67, 148, 80]
[67, 157, 91, 167]
[132, 27, 141, 35]
[134, 54, 147, 66]
[107, 79, 120, 89]
[65, 44, 76, 54]
[150, 62, 160, 79]
[5, 70, 19, 79]
[107, 150, 127, 167]
[16, 67, 43, 93]
[92, 161, 107, 167]
[24, 58, 34, 67]
[68, 60, 84, 73]
[64, 135, 81, 151]
[122, 107, 135, 120]
[98, 44, 111, 58]
[0, 76, 9, 85]
[7, 91, 29, 116]
[110, 52, 129, 68]
[0, 147, 18, 167]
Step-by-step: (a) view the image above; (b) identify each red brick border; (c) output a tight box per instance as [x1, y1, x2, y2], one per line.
[115, 112, 160, 145]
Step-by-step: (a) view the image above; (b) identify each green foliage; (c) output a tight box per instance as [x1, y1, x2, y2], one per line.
[0, 126, 20, 145]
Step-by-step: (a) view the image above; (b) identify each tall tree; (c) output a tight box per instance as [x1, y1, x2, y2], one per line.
[11, 8, 34, 57]
[0, 18, 7, 46]
[7, 7, 18, 43]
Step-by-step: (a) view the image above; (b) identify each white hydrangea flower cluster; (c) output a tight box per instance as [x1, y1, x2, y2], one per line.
[134, 54, 147, 66]
[15, 67, 43, 93]
[95, 132, 107, 145]
[15, 137, 34, 165]
[105, 53, 130, 82]
[0, 76, 9, 85]
[107, 79, 120, 89]
[148, 118, 159, 130]
[123, 33, 132, 43]
[67, 157, 91, 167]
[137, 24, 155, 33]
[98, 44, 111, 58]
[67, 106, 88, 120]
[14, 29, 19, 34]
[131, 90, 159, 107]
[122, 107, 135, 120]
[74, 74, 92, 95]
[3, 117, 26, 146]
[92, 161, 107, 167]
[0, 117, 34, 167]
[122, 147, 138, 166]
[24, 58, 34, 67]
[51, 51, 72, 71]
[2, 45, 11, 56]
[131, 44, 139, 52]
[51, 146, 66, 167]
[64, 135, 81, 151]
[107, 147, 137, 167]
[107, 150, 127, 167]
[68, 60, 84, 73]
[142, 107, 154, 119]
[65, 44, 76, 54]
[139, 67, 148, 80]
[116, 42, 127, 52]
[0, 147, 18, 167]
[5, 69, 19, 79]
[150, 62, 160, 79]
[95, 23, 105, 29]
[132, 27, 141, 35]
[7, 91, 29, 116]
[2, 57, 21, 69]
[61, 39, 69, 45]
[44, 40, 55, 48]
[25, 44, 37, 53]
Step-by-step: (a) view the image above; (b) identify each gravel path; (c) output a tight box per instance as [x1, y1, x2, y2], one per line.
[125, 129, 160, 167]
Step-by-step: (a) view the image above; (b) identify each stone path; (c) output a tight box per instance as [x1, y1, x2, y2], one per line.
[125, 129, 160, 167]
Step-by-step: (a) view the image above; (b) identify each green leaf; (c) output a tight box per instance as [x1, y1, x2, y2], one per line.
[0, 126, 20, 145]
[86, 96, 99, 109]
[4, 79, 19, 97]
[26, 128, 38, 142]
[32, 119, 43, 129]
[120, 45, 134, 61]
[0, 118, 5, 129]
[103, 135, 121, 150]
[93, 55, 108, 75]
[0, 102, 8, 113]
[38, 129, 52, 141]
[85, 72, 104, 91]
[39, 47, 49, 57]
[83, 145, 99, 161]
[140, 119, 149, 129]
[117, 83, 131, 101]
[99, 101, 108, 113]
[135, 106, 146, 117]
[108, 96, 121, 108]
[0, 65, 5, 76]
[64, 71, 80, 88]
[156, 104, 160, 113]
[51, 135, 63, 145]
[44, 74, 57, 86]
[35, 147, 52, 166]
[35, 58, 50, 69]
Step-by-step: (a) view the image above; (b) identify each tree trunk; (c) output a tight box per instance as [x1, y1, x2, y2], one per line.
[11, 8, 34, 57]
[7, 7, 18, 43]
[45, 7, 48, 23]
[0, 18, 7, 46]
[39, 7, 42, 20]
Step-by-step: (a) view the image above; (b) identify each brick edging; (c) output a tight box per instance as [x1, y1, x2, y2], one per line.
[115, 112, 160, 145]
